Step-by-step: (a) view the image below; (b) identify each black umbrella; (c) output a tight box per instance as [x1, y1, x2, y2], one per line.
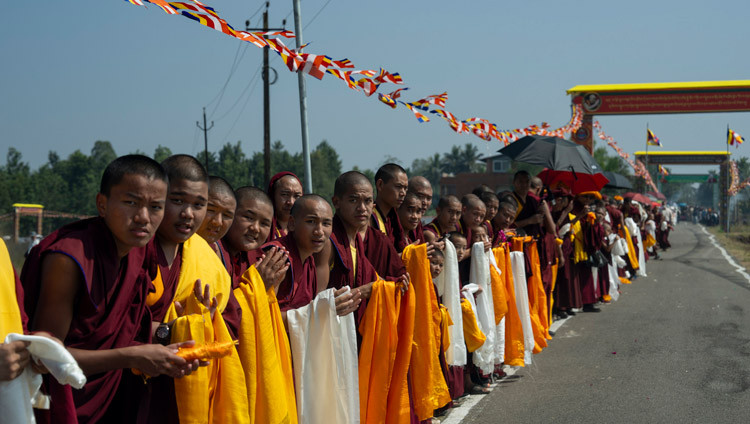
[498, 135, 603, 174]
[603, 171, 633, 189]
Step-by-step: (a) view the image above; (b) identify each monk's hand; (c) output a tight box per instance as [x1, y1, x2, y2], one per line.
[334, 287, 362, 316]
[357, 282, 374, 300]
[396, 272, 410, 294]
[193, 280, 218, 319]
[424, 242, 436, 259]
[132, 342, 195, 379]
[483, 236, 492, 252]
[431, 239, 446, 252]
[0, 340, 31, 381]
[255, 247, 290, 291]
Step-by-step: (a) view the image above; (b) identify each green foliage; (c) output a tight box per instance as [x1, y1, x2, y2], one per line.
[593, 146, 632, 176]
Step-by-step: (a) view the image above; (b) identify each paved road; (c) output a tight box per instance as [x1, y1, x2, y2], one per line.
[459, 223, 750, 423]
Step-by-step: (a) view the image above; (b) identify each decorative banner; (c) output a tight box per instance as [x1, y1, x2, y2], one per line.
[728, 128, 745, 147]
[126, 0, 585, 147]
[727, 160, 750, 196]
[594, 121, 660, 193]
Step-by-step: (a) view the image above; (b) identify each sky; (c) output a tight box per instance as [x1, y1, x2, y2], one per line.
[2, 0, 749, 177]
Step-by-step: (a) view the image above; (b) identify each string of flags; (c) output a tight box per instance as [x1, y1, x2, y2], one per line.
[593, 122, 660, 194]
[123, 0, 584, 145]
[728, 160, 750, 196]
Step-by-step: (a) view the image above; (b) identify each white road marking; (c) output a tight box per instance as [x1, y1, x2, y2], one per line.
[700, 225, 750, 285]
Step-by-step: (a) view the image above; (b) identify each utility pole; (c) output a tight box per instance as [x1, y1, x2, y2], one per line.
[247, 2, 284, 188]
[293, 0, 313, 193]
[196, 107, 214, 173]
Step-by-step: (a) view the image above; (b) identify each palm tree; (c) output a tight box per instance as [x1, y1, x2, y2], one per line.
[459, 143, 483, 173]
[442, 145, 463, 175]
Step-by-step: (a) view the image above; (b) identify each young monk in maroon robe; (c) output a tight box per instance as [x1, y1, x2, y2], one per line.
[457, 194, 486, 247]
[407, 176, 433, 243]
[371, 163, 408, 252]
[22, 155, 198, 424]
[398, 192, 424, 246]
[550, 189, 581, 318]
[197, 176, 236, 266]
[265, 194, 362, 315]
[315, 171, 382, 324]
[222, 187, 289, 288]
[267, 171, 304, 242]
[478, 191, 499, 240]
[424, 196, 461, 243]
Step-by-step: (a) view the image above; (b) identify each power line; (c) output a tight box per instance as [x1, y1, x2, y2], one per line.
[304, 0, 334, 31]
[220, 64, 264, 145]
[207, 41, 248, 118]
[213, 64, 262, 122]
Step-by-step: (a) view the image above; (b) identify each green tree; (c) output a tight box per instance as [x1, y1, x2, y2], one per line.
[153, 145, 173, 163]
[593, 146, 631, 175]
[215, 141, 252, 189]
[310, 141, 342, 201]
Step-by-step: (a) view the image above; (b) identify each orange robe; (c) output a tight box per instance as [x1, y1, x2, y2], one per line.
[401, 244, 451, 421]
[503, 240, 529, 366]
[384, 276, 416, 424]
[460, 298, 486, 353]
[234, 265, 297, 424]
[358, 279, 399, 424]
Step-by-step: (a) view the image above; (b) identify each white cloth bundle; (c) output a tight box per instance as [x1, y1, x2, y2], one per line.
[287, 288, 359, 424]
[509, 251, 535, 365]
[434, 239, 466, 366]
[469, 243, 496, 374]
[625, 217, 647, 277]
[0, 333, 86, 424]
[558, 223, 571, 239]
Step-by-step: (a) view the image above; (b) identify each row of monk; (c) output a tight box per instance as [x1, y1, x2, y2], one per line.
[0, 153, 665, 423]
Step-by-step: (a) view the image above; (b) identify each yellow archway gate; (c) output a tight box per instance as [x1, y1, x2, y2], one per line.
[567, 80, 750, 231]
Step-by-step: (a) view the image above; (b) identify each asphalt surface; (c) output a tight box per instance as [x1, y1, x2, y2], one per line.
[458, 223, 750, 423]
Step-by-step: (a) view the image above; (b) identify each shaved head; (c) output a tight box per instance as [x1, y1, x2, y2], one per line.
[208, 176, 235, 200]
[375, 163, 407, 185]
[334, 171, 372, 198]
[161, 154, 208, 183]
[530, 176, 543, 190]
[461, 194, 485, 210]
[235, 186, 272, 208]
[408, 176, 431, 192]
[437, 195, 460, 209]
[291, 194, 332, 220]
[100, 154, 167, 196]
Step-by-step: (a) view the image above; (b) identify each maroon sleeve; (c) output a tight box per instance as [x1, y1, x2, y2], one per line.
[222, 290, 242, 340]
[15, 268, 29, 333]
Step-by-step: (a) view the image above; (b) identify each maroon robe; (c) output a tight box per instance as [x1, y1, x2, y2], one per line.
[456, 218, 473, 247]
[21, 217, 152, 424]
[146, 241, 182, 323]
[219, 239, 262, 289]
[12, 267, 29, 332]
[371, 203, 407, 253]
[409, 222, 425, 245]
[551, 212, 582, 310]
[264, 233, 317, 312]
[329, 214, 380, 324]
[362, 226, 406, 281]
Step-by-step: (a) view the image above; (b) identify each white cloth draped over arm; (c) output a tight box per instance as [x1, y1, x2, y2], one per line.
[435, 239, 466, 366]
[469, 242, 496, 374]
[625, 217, 647, 277]
[0, 333, 86, 424]
[286, 288, 360, 424]
[509, 251, 535, 365]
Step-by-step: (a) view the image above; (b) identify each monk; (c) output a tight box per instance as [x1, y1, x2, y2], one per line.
[371, 163, 408, 252]
[479, 191, 499, 240]
[265, 194, 362, 316]
[22, 155, 197, 423]
[424, 195, 461, 243]
[407, 176, 433, 243]
[267, 171, 304, 241]
[222, 187, 289, 287]
[397, 192, 424, 246]
[458, 194, 487, 246]
[196, 176, 236, 263]
[550, 189, 581, 318]
[315, 171, 381, 315]
[146, 154, 249, 423]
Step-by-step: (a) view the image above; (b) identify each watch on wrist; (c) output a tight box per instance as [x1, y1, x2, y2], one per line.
[155, 323, 171, 346]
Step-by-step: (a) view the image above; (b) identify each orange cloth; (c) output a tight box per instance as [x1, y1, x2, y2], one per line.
[385, 275, 416, 424]
[620, 225, 640, 270]
[489, 260, 508, 324]
[460, 298, 485, 353]
[495, 244, 525, 367]
[401, 244, 451, 421]
[525, 240, 551, 352]
[0, 239, 23, 338]
[439, 305, 452, 353]
[358, 279, 399, 424]
[234, 265, 297, 424]
[549, 263, 559, 328]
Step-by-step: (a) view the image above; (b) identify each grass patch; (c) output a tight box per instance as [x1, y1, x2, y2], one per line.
[706, 224, 750, 270]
